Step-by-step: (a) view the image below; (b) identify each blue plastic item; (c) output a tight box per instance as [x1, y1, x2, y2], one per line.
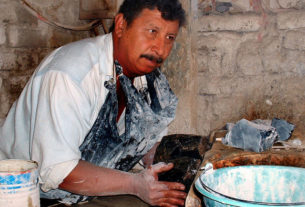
[195, 164, 305, 207]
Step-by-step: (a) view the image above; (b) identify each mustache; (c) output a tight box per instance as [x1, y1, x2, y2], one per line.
[140, 54, 163, 64]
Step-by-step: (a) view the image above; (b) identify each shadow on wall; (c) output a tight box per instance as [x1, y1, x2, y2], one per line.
[243, 98, 305, 133]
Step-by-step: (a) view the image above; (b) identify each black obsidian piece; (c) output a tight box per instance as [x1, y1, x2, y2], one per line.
[153, 134, 211, 192]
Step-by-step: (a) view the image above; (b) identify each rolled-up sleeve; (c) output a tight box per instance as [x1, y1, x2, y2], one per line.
[40, 160, 79, 192]
[31, 71, 91, 191]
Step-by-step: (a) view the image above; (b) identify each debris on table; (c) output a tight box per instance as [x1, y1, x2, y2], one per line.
[222, 118, 295, 152]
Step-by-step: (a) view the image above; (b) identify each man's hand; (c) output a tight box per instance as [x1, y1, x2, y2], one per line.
[132, 162, 187, 207]
[59, 161, 186, 206]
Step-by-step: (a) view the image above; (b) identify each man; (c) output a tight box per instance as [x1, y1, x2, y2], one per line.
[0, 0, 186, 206]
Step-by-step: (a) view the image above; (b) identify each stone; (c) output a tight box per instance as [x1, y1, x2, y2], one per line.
[198, 0, 254, 14]
[197, 14, 261, 32]
[0, 48, 49, 71]
[271, 118, 295, 141]
[153, 134, 211, 193]
[0, 49, 17, 70]
[222, 119, 278, 152]
[277, 11, 305, 29]
[261, 38, 283, 73]
[0, 26, 6, 45]
[8, 25, 48, 48]
[196, 32, 243, 76]
[269, 0, 281, 9]
[230, 0, 252, 12]
[215, 2, 232, 13]
[15, 2, 38, 25]
[282, 50, 305, 75]
[236, 41, 264, 76]
[198, 75, 221, 96]
[283, 30, 305, 50]
[197, 94, 247, 136]
[48, 30, 74, 48]
[0, 1, 17, 24]
[278, 0, 305, 9]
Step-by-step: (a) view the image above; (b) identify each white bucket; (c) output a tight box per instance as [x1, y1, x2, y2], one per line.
[0, 159, 40, 207]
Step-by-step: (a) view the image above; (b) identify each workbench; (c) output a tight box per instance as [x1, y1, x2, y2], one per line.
[185, 130, 305, 207]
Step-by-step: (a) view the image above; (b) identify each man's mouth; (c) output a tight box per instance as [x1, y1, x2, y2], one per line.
[140, 54, 163, 64]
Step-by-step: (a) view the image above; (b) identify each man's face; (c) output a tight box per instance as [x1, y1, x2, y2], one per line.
[113, 8, 180, 77]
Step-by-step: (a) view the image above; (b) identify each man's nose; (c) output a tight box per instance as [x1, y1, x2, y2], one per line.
[152, 36, 166, 57]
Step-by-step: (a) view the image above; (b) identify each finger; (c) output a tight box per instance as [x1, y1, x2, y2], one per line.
[149, 162, 167, 171]
[162, 189, 187, 199]
[148, 185, 185, 201]
[157, 197, 185, 206]
[150, 162, 174, 174]
[159, 181, 185, 191]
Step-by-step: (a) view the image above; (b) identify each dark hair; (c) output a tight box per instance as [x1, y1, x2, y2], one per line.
[110, 0, 186, 32]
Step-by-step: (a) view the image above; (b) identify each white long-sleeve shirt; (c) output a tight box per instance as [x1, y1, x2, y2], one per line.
[0, 33, 166, 192]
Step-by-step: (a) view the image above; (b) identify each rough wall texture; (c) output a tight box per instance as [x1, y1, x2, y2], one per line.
[164, 0, 198, 134]
[0, 0, 92, 119]
[190, 0, 305, 136]
[1, 0, 305, 138]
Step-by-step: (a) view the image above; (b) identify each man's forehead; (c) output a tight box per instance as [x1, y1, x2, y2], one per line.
[131, 8, 162, 22]
[130, 8, 179, 31]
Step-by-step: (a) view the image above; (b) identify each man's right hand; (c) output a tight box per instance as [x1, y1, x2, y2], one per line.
[59, 160, 186, 206]
[132, 162, 187, 207]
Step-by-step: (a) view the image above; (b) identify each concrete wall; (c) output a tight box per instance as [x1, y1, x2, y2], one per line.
[1, 0, 305, 138]
[168, 0, 305, 136]
[0, 0, 92, 119]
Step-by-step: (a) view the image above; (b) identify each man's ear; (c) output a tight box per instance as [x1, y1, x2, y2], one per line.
[114, 13, 127, 38]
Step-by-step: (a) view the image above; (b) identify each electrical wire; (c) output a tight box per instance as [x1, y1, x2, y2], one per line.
[20, 0, 102, 31]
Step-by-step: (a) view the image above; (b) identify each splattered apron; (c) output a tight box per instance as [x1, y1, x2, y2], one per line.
[41, 60, 178, 204]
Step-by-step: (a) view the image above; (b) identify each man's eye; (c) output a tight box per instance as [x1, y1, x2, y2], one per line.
[148, 29, 157, 33]
[167, 35, 176, 41]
